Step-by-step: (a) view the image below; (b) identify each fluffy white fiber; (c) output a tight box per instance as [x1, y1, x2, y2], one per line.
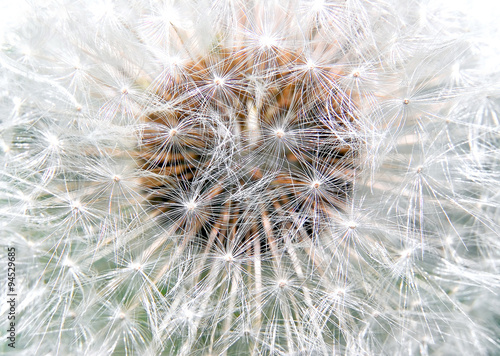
[0, 0, 499, 355]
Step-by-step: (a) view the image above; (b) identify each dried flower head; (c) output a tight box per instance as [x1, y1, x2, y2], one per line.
[141, 42, 359, 254]
[1, 0, 499, 356]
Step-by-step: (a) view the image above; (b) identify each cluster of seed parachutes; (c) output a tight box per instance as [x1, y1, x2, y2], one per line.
[141, 45, 359, 255]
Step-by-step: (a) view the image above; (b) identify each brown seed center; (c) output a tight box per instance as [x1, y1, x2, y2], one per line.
[141, 47, 360, 253]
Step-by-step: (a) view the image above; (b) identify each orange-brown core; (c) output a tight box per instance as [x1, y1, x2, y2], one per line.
[140, 46, 359, 255]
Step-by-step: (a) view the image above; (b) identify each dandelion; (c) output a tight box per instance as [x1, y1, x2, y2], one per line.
[1, 0, 499, 355]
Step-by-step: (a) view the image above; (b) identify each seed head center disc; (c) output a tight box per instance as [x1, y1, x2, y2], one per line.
[142, 46, 359, 252]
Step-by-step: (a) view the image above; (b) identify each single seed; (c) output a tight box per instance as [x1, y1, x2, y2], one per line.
[71, 201, 81, 211]
[214, 77, 225, 86]
[185, 201, 197, 211]
[278, 280, 288, 288]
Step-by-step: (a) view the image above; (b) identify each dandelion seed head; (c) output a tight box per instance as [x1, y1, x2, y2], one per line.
[2, 0, 499, 355]
[213, 76, 225, 87]
[184, 200, 197, 212]
[400, 248, 414, 260]
[142, 39, 360, 254]
[331, 287, 345, 298]
[62, 257, 76, 269]
[311, 180, 322, 190]
[44, 133, 61, 150]
[347, 221, 357, 230]
[258, 35, 278, 49]
[128, 261, 142, 271]
[117, 311, 127, 321]
[168, 127, 178, 137]
[70, 200, 82, 212]
[274, 129, 285, 139]
[305, 60, 316, 70]
[277, 279, 288, 288]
